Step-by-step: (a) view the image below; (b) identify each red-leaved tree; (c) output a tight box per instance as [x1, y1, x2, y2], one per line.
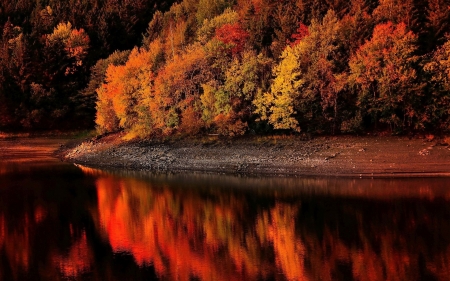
[215, 23, 249, 55]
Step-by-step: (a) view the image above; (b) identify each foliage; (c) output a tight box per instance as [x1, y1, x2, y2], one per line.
[196, 8, 239, 44]
[0, 0, 176, 130]
[372, 0, 417, 28]
[196, 0, 234, 24]
[215, 22, 249, 55]
[423, 37, 450, 130]
[81, 50, 131, 123]
[254, 10, 344, 133]
[46, 22, 90, 75]
[253, 45, 301, 131]
[2, 0, 450, 135]
[289, 23, 309, 46]
[96, 40, 164, 137]
[349, 22, 422, 131]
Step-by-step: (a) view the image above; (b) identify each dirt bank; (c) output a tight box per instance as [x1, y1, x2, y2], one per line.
[60, 133, 450, 177]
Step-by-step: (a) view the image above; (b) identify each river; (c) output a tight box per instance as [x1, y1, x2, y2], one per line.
[1, 137, 450, 280]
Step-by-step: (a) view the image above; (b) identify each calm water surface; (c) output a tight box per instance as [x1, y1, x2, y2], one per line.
[1, 138, 450, 280]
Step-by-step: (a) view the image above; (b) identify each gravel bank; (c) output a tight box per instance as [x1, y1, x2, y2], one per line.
[61, 133, 450, 177]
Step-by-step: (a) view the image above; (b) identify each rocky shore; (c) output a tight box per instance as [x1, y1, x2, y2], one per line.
[58, 132, 450, 177]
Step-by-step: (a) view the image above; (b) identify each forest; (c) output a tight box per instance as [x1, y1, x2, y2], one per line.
[1, 0, 450, 137]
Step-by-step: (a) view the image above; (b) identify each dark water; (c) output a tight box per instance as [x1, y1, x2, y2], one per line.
[1, 138, 450, 281]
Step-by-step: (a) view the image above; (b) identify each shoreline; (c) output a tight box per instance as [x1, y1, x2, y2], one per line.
[59, 133, 450, 178]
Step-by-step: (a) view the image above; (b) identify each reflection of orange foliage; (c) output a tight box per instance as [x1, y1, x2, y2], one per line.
[95, 176, 270, 280]
[53, 231, 93, 277]
[263, 204, 309, 281]
[427, 245, 450, 281]
[34, 205, 46, 223]
[0, 214, 31, 274]
[0, 205, 51, 278]
[87, 168, 450, 281]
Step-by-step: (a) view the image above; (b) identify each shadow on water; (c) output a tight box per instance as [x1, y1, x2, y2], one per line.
[1, 138, 450, 280]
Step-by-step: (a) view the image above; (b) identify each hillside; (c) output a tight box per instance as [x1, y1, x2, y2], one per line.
[1, 0, 450, 137]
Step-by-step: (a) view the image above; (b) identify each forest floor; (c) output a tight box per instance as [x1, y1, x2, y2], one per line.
[58, 132, 450, 177]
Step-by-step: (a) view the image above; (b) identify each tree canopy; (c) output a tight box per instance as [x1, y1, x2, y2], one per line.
[1, 0, 450, 136]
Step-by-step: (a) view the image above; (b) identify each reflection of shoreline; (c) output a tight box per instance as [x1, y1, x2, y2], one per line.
[92, 172, 450, 281]
[0, 138, 71, 175]
[77, 165, 450, 200]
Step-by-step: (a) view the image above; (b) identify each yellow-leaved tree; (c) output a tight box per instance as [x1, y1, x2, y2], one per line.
[47, 22, 89, 74]
[253, 44, 302, 131]
[254, 10, 344, 133]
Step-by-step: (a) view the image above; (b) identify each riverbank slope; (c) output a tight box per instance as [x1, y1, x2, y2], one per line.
[59, 133, 450, 177]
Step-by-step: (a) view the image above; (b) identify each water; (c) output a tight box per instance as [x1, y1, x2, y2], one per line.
[1, 138, 450, 281]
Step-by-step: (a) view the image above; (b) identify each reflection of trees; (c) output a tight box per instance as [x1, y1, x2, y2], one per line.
[52, 231, 93, 278]
[0, 213, 32, 279]
[94, 170, 450, 281]
[257, 204, 309, 280]
[0, 207, 94, 281]
[96, 176, 274, 280]
[294, 199, 450, 281]
[0, 166, 96, 281]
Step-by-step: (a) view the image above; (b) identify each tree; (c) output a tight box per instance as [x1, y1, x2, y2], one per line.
[349, 22, 423, 131]
[339, 0, 373, 55]
[254, 10, 345, 133]
[241, 0, 273, 53]
[270, 1, 301, 59]
[81, 50, 131, 126]
[0, 22, 28, 129]
[215, 22, 249, 55]
[28, 21, 91, 128]
[196, 0, 233, 24]
[0, 0, 179, 130]
[423, 37, 450, 130]
[95, 40, 164, 138]
[199, 50, 268, 135]
[253, 44, 301, 131]
[143, 10, 164, 46]
[196, 8, 239, 45]
[425, 0, 450, 47]
[46, 22, 90, 75]
[372, 0, 418, 30]
[289, 22, 309, 46]
[152, 43, 211, 136]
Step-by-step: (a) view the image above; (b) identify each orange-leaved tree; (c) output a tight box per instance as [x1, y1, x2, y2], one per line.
[423, 37, 450, 129]
[349, 22, 423, 131]
[96, 40, 164, 138]
[152, 43, 211, 136]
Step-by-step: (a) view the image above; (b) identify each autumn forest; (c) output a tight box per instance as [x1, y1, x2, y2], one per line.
[1, 0, 450, 137]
